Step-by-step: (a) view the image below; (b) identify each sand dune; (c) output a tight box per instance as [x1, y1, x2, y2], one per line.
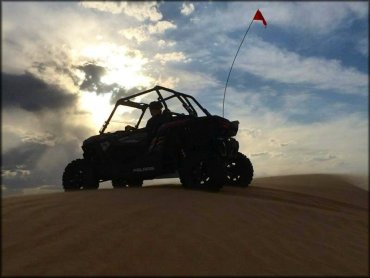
[2, 174, 368, 276]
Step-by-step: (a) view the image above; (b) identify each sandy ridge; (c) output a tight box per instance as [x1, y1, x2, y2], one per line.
[2, 174, 368, 276]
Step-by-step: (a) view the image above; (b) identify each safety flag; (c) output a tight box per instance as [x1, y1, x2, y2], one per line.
[253, 9, 267, 27]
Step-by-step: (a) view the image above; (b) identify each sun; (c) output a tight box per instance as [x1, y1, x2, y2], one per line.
[78, 91, 113, 131]
[80, 42, 153, 89]
[76, 42, 154, 130]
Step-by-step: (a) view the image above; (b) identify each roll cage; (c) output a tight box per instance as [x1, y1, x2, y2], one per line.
[99, 85, 211, 134]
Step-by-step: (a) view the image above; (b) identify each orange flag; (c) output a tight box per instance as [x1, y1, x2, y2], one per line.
[253, 9, 267, 27]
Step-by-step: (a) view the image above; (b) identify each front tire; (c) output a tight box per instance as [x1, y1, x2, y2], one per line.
[63, 159, 99, 191]
[224, 152, 253, 187]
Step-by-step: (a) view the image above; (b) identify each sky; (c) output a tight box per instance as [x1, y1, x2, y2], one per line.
[1, 1, 368, 195]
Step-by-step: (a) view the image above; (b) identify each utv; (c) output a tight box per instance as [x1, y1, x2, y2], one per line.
[62, 85, 253, 191]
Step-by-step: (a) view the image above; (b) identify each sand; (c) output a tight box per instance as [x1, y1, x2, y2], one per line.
[2, 174, 368, 276]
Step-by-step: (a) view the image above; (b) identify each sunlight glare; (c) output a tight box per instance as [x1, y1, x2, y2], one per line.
[79, 91, 137, 132]
[80, 42, 153, 89]
[79, 91, 113, 131]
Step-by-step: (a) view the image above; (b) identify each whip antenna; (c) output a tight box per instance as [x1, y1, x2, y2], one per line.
[222, 9, 267, 118]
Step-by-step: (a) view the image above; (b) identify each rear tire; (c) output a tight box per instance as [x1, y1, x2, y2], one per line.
[179, 155, 225, 192]
[63, 159, 99, 191]
[224, 152, 253, 187]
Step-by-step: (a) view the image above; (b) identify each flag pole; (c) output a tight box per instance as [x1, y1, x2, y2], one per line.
[222, 9, 267, 117]
[222, 18, 254, 118]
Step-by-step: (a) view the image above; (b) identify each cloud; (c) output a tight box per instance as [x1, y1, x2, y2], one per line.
[237, 39, 368, 95]
[244, 2, 368, 34]
[150, 66, 220, 95]
[158, 40, 176, 48]
[2, 72, 77, 112]
[1, 118, 93, 189]
[235, 111, 368, 177]
[241, 128, 262, 139]
[76, 63, 121, 94]
[179, 2, 368, 45]
[217, 84, 368, 177]
[2, 3, 97, 74]
[156, 76, 180, 89]
[26, 45, 83, 93]
[154, 52, 189, 65]
[120, 26, 149, 43]
[109, 87, 144, 105]
[2, 142, 49, 171]
[148, 21, 177, 33]
[2, 168, 31, 179]
[119, 21, 177, 43]
[79, 2, 124, 14]
[2, 82, 96, 190]
[75, 42, 153, 90]
[79, 1, 162, 21]
[177, 72, 220, 93]
[356, 38, 368, 56]
[280, 91, 319, 116]
[2, 143, 76, 188]
[181, 3, 195, 16]
[269, 138, 293, 148]
[77, 63, 106, 89]
[21, 131, 57, 146]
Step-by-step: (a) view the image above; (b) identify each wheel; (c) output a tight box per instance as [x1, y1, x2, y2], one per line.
[63, 159, 99, 191]
[112, 178, 128, 188]
[179, 155, 225, 192]
[224, 152, 253, 187]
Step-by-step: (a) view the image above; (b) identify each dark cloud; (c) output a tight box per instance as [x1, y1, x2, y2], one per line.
[32, 61, 81, 87]
[77, 63, 106, 91]
[2, 142, 50, 188]
[1, 138, 87, 188]
[1, 62, 147, 192]
[76, 63, 120, 94]
[2, 142, 47, 170]
[2, 72, 76, 112]
[1, 113, 94, 189]
[109, 87, 144, 104]
[1, 70, 95, 190]
[75, 62, 149, 102]
[21, 132, 56, 146]
[1, 104, 96, 189]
